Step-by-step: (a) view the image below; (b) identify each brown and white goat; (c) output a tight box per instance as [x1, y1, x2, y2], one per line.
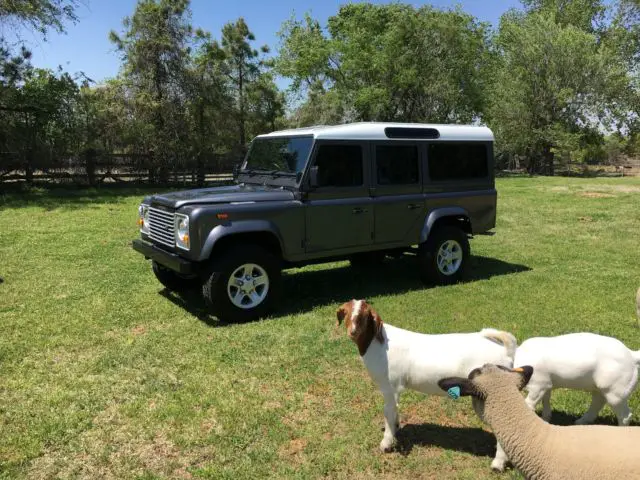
[336, 299, 518, 471]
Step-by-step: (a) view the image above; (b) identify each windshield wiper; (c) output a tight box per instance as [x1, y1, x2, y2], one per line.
[242, 168, 296, 178]
[265, 170, 297, 177]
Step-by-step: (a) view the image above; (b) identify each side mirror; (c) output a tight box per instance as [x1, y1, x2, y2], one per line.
[309, 165, 319, 188]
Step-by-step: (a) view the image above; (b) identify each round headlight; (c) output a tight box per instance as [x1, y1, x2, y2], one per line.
[138, 204, 150, 233]
[175, 214, 190, 250]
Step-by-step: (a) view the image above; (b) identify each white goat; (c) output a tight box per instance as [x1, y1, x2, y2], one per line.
[514, 333, 640, 426]
[439, 363, 640, 479]
[336, 299, 518, 471]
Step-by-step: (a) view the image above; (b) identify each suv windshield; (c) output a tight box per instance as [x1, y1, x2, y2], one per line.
[242, 136, 313, 177]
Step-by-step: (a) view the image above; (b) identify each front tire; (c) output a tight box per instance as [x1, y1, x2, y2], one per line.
[152, 261, 200, 292]
[418, 226, 470, 285]
[202, 245, 281, 323]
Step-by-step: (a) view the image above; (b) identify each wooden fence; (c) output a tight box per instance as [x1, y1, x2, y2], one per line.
[0, 151, 240, 187]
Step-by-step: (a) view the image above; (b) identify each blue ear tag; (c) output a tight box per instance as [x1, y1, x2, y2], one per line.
[447, 386, 461, 400]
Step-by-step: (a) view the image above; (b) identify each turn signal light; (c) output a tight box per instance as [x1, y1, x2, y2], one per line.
[217, 213, 229, 220]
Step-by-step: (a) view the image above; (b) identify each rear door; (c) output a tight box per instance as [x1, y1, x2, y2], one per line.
[371, 142, 425, 245]
[303, 141, 374, 253]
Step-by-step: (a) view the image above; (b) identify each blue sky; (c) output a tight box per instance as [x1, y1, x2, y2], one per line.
[5, 0, 522, 86]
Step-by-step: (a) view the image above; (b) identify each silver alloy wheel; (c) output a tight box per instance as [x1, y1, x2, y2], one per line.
[436, 240, 463, 276]
[227, 263, 270, 309]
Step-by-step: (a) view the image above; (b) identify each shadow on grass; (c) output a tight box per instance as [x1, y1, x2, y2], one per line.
[394, 410, 639, 458]
[395, 422, 497, 457]
[161, 254, 531, 327]
[543, 410, 640, 427]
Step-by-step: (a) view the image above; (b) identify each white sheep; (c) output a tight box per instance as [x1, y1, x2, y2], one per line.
[513, 333, 640, 426]
[336, 299, 518, 471]
[438, 363, 640, 479]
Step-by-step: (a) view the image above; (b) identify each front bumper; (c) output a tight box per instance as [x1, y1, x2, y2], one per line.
[132, 239, 195, 275]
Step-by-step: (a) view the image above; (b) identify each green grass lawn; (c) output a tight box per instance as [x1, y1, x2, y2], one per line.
[1, 177, 639, 480]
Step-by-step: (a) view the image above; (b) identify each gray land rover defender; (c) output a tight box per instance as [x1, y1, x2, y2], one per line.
[132, 122, 497, 322]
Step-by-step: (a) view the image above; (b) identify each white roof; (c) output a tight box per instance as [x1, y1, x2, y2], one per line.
[256, 122, 494, 142]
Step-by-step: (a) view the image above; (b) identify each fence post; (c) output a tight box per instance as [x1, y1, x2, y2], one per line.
[85, 148, 97, 187]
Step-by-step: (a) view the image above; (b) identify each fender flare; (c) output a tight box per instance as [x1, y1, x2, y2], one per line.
[419, 207, 471, 244]
[198, 220, 285, 262]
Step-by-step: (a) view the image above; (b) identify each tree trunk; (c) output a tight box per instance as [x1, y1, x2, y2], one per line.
[85, 148, 96, 187]
[542, 144, 554, 176]
[25, 149, 34, 184]
[197, 104, 206, 187]
[238, 66, 246, 153]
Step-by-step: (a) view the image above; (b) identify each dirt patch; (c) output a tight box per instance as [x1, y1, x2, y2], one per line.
[279, 438, 308, 458]
[578, 216, 593, 222]
[578, 191, 615, 198]
[131, 325, 147, 336]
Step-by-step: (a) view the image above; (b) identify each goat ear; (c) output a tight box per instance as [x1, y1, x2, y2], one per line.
[370, 307, 384, 343]
[336, 303, 348, 327]
[513, 366, 534, 390]
[437, 377, 479, 399]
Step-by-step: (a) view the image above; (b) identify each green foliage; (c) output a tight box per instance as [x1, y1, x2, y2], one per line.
[1, 0, 639, 182]
[277, 4, 492, 123]
[221, 17, 278, 150]
[0, 0, 79, 36]
[520, 0, 606, 31]
[485, 10, 630, 173]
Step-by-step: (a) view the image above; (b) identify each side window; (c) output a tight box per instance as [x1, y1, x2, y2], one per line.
[375, 145, 419, 185]
[428, 143, 488, 181]
[314, 144, 363, 187]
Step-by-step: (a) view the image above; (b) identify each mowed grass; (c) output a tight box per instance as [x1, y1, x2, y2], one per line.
[1, 177, 639, 480]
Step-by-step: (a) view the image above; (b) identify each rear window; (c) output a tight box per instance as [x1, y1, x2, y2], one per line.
[375, 145, 419, 185]
[428, 143, 488, 181]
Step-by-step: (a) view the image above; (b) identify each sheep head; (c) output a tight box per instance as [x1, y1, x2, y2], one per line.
[437, 364, 534, 420]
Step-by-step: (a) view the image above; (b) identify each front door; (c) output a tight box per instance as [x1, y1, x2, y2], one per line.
[304, 142, 373, 253]
[371, 142, 425, 245]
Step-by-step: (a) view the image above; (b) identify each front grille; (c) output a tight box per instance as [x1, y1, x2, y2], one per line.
[148, 207, 175, 248]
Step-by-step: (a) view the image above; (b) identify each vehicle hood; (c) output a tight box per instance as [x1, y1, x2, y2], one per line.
[149, 183, 295, 209]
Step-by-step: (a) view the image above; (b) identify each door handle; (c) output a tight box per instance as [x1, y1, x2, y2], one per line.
[352, 207, 368, 214]
[407, 203, 422, 210]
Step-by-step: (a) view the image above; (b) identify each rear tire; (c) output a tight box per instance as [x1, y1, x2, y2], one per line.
[152, 261, 200, 293]
[202, 244, 281, 323]
[418, 226, 470, 285]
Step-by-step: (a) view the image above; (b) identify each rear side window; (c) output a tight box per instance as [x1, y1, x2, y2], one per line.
[314, 144, 363, 187]
[375, 145, 419, 185]
[428, 143, 488, 181]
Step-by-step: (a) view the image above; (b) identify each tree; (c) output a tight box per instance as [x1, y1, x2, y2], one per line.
[187, 31, 234, 184]
[6, 68, 79, 181]
[520, 0, 606, 32]
[486, 11, 630, 174]
[220, 18, 269, 151]
[109, 0, 193, 182]
[0, 0, 80, 36]
[276, 4, 492, 124]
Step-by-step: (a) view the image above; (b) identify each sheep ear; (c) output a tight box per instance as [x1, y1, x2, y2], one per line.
[512, 366, 534, 390]
[437, 377, 479, 399]
[370, 307, 384, 343]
